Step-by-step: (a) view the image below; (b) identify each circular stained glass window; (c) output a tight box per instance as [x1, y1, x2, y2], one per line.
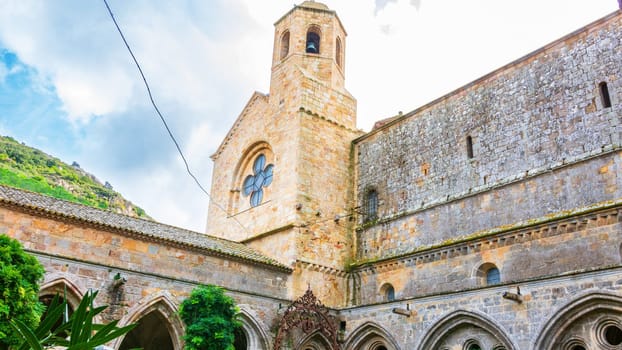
[242, 154, 274, 207]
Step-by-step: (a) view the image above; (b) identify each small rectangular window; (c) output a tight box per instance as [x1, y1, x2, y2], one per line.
[600, 82, 612, 108]
[466, 135, 474, 159]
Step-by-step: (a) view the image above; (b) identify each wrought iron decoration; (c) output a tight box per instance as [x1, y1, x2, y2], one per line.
[274, 287, 340, 350]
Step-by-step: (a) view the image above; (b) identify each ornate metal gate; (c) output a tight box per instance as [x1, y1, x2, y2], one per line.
[274, 287, 340, 350]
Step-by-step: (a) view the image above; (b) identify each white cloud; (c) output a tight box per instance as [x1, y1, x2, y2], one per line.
[0, 61, 7, 82]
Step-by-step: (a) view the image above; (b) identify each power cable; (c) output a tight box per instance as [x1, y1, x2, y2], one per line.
[103, 0, 249, 234]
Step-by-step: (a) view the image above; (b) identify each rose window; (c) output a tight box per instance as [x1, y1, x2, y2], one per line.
[243, 154, 274, 207]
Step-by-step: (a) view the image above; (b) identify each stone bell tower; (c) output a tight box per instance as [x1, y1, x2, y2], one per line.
[206, 1, 360, 307]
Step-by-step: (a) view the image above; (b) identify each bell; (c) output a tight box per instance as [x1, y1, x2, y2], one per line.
[306, 41, 318, 53]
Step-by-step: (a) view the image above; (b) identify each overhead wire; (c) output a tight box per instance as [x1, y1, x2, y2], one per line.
[102, 0, 249, 235]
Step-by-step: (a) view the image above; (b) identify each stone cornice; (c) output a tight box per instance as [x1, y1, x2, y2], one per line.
[296, 259, 348, 277]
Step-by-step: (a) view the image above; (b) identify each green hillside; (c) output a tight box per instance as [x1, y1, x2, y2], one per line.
[0, 136, 150, 219]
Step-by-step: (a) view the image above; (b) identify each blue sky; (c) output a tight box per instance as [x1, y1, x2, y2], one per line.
[0, 0, 617, 232]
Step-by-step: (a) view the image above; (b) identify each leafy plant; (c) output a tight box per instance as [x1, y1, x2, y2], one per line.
[179, 285, 241, 350]
[9, 290, 136, 350]
[0, 234, 45, 348]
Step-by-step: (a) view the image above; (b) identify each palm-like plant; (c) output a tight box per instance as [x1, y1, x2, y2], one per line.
[9, 290, 135, 350]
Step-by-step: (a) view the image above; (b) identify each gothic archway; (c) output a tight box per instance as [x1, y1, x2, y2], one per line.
[235, 308, 271, 350]
[533, 292, 622, 350]
[39, 277, 85, 337]
[113, 292, 184, 350]
[274, 288, 340, 350]
[417, 310, 516, 350]
[39, 277, 84, 312]
[344, 322, 399, 350]
[298, 331, 333, 350]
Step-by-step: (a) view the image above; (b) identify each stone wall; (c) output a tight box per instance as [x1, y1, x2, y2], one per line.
[356, 151, 621, 259]
[352, 204, 621, 305]
[0, 203, 290, 326]
[354, 11, 622, 260]
[338, 267, 622, 350]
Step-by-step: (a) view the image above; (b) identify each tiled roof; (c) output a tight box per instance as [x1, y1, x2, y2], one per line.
[0, 185, 291, 272]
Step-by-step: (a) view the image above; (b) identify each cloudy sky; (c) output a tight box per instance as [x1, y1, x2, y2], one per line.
[0, 0, 617, 232]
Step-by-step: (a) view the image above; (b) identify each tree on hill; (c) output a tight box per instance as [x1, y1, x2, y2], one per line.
[179, 285, 242, 350]
[0, 234, 45, 349]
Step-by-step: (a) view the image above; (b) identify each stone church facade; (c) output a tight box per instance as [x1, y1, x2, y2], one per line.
[2, 1, 622, 349]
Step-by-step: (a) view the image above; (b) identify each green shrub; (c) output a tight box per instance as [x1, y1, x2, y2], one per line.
[0, 235, 45, 348]
[179, 285, 241, 350]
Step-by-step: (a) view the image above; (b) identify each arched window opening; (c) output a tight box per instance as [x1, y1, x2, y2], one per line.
[476, 262, 500, 286]
[600, 81, 612, 108]
[119, 311, 174, 350]
[466, 135, 474, 159]
[336, 37, 343, 68]
[280, 31, 290, 60]
[364, 189, 378, 222]
[486, 267, 500, 285]
[306, 28, 321, 54]
[380, 283, 395, 302]
[230, 142, 275, 215]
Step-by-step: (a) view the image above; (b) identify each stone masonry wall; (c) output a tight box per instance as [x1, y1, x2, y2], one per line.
[353, 205, 621, 305]
[1, 205, 290, 322]
[339, 267, 622, 350]
[354, 12, 622, 259]
[357, 151, 621, 259]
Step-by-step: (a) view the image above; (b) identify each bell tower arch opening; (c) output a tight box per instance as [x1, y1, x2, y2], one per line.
[306, 26, 321, 54]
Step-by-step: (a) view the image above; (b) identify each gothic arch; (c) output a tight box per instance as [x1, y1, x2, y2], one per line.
[416, 310, 516, 350]
[38, 277, 88, 330]
[533, 291, 622, 350]
[236, 307, 271, 350]
[344, 322, 400, 350]
[297, 331, 335, 350]
[39, 276, 85, 311]
[112, 291, 184, 350]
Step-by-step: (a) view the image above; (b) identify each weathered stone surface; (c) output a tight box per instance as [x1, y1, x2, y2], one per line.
[3, 3, 622, 350]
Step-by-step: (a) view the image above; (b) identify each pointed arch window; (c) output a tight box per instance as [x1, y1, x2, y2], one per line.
[306, 27, 321, 54]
